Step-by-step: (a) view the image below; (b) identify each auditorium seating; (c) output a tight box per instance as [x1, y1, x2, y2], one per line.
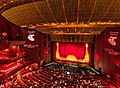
[0, 61, 116, 88]
[0, 62, 107, 88]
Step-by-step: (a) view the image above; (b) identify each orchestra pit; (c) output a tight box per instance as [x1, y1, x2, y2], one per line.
[0, 0, 120, 88]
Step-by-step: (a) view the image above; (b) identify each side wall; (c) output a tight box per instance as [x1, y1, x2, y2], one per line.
[95, 27, 120, 87]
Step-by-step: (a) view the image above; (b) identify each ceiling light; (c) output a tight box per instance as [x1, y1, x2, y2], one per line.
[11, 1, 14, 3]
[4, 4, 6, 6]
[51, 23, 56, 25]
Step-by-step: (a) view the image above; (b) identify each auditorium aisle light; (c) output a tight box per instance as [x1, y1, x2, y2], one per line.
[56, 42, 89, 63]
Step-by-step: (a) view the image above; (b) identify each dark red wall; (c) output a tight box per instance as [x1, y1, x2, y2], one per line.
[0, 14, 45, 63]
[21, 28, 45, 63]
[0, 14, 21, 40]
[0, 15, 22, 49]
[95, 27, 120, 87]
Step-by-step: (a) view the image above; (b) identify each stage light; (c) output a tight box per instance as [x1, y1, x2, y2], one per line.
[56, 42, 59, 46]
[4, 49, 9, 53]
[2, 32, 7, 36]
[12, 46, 17, 50]
[86, 43, 88, 48]
[95, 53, 100, 61]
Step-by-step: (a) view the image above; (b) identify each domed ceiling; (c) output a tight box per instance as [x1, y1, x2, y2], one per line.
[0, 0, 120, 37]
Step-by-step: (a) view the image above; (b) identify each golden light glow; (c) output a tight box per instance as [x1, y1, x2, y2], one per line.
[11, 1, 14, 3]
[66, 55, 77, 61]
[56, 42, 89, 63]
[86, 43, 88, 48]
[2, 0, 120, 31]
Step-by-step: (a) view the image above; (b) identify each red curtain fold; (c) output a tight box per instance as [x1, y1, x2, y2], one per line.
[59, 42, 85, 59]
[54, 42, 91, 63]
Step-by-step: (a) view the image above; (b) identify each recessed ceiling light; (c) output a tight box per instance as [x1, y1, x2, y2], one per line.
[11, 1, 14, 3]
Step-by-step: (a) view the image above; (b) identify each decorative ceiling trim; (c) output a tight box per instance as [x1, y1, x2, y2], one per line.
[0, 0, 42, 13]
[1, 0, 120, 35]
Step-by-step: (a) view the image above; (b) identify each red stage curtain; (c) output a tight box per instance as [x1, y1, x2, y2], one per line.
[58, 42, 85, 59]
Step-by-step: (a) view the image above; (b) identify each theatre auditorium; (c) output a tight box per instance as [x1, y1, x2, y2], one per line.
[0, 0, 120, 88]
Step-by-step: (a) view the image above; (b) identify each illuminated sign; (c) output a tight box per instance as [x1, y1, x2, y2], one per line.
[108, 36, 117, 46]
[24, 44, 38, 48]
[104, 31, 120, 56]
[28, 31, 35, 41]
[104, 48, 120, 55]
[108, 31, 119, 46]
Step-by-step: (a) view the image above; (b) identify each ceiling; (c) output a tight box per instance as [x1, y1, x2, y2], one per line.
[0, 0, 120, 41]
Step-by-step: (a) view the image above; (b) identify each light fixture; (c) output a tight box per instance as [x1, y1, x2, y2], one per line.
[11, 1, 14, 3]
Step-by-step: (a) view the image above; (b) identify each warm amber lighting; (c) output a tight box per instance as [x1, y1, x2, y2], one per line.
[66, 55, 77, 61]
[11, 1, 14, 3]
[4, 4, 6, 6]
[12, 46, 17, 50]
[56, 42, 59, 47]
[2, 32, 7, 36]
[84, 43, 89, 62]
[56, 42, 90, 63]
[4, 49, 9, 53]
[86, 43, 88, 48]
